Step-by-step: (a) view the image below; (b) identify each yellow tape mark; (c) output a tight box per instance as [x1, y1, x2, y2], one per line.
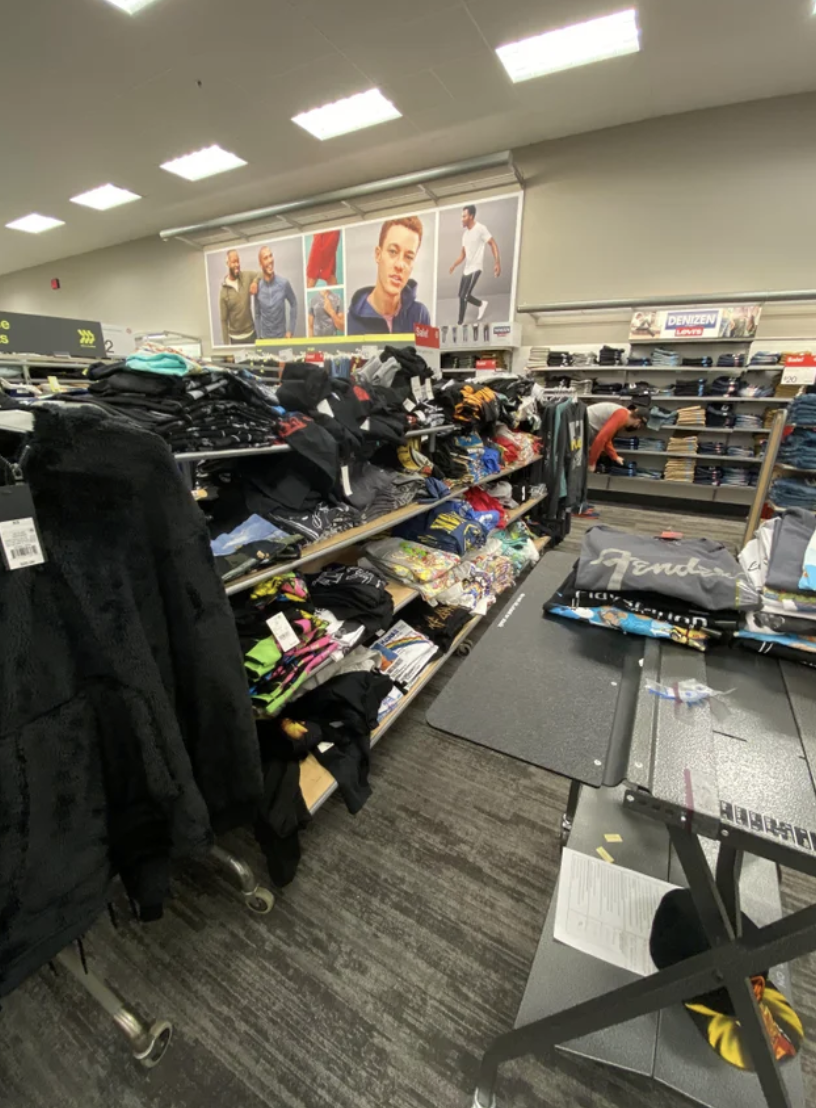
[604, 833, 623, 843]
[596, 846, 615, 864]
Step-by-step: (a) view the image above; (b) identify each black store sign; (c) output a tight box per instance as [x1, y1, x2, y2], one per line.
[0, 310, 105, 358]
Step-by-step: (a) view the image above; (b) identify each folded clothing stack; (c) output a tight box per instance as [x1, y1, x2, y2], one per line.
[464, 485, 508, 528]
[738, 381, 774, 398]
[789, 393, 816, 428]
[717, 353, 746, 368]
[737, 510, 816, 666]
[544, 526, 752, 651]
[364, 538, 470, 603]
[709, 375, 742, 397]
[770, 476, 816, 510]
[492, 520, 541, 574]
[676, 406, 706, 426]
[667, 433, 699, 454]
[547, 350, 574, 367]
[749, 351, 781, 366]
[778, 427, 816, 471]
[394, 499, 497, 555]
[371, 620, 439, 686]
[682, 356, 714, 368]
[598, 459, 638, 478]
[613, 436, 640, 451]
[664, 458, 696, 482]
[735, 412, 763, 430]
[306, 562, 395, 637]
[700, 440, 727, 456]
[636, 466, 666, 480]
[598, 345, 626, 366]
[570, 352, 597, 368]
[652, 347, 681, 367]
[527, 347, 550, 370]
[637, 436, 667, 451]
[210, 514, 303, 582]
[674, 378, 707, 397]
[706, 403, 736, 428]
[404, 601, 473, 653]
[725, 443, 753, 458]
[721, 467, 756, 487]
[647, 405, 678, 431]
[694, 464, 724, 486]
[625, 356, 652, 367]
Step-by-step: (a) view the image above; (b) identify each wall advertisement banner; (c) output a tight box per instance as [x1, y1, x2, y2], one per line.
[204, 193, 522, 349]
[629, 304, 763, 342]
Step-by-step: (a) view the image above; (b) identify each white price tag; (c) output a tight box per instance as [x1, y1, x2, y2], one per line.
[410, 376, 423, 401]
[0, 518, 45, 570]
[341, 464, 353, 497]
[403, 397, 417, 413]
[317, 398, 334, 416]
[361, 418, 371, 431]
[317, 741, 335, 754]
[422, 380, 434, 402]
[266, 611, 300, 652]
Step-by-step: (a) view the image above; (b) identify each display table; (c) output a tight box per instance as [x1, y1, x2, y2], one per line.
[427, 553, 816, 1108]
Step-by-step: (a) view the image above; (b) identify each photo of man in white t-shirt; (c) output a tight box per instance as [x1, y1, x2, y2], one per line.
[448, 204, 501, 325]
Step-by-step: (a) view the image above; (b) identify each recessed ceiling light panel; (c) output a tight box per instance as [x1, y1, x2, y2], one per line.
[292, 89, 401, 141]
[496, 8, 640, 83]
[71, 184, 142, 210]
[160, 144, 247, 182]
[5, 213, 65, 234]
[103, 0, 164, 14]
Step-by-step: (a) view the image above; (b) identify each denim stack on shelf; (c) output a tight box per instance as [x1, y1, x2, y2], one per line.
[694, 464, 724, 486]
[636, 467, 665, 480]
[735, 412, 763, 430]
[599, 459, 638, 477]
[613, 436, 640, 451]
[770, 477, 816, 509]
[721, 467, 754, 487]
[725, 443, 754, 458]
[778, 428, 816, 471]
[637, 437, 667, 451]
[547, 350, 574, 367]
[647, 405, 677, 431]
[738, 381, 775, 398]
[626, 355, 652, 367]
[652, 347, 681, 367]
[681, 356, 713, 367]
[717, 353, 745, 368]
[709, 375, 742, 397]
[749, 351, 782, 366]
[674, 378, 707, 397]
[789, 393, 816, 428]
[702, 441, 728, 456]
[598, 345, 627, 366]
[676, 405, 706, 426]
[706, 403, 736, 428]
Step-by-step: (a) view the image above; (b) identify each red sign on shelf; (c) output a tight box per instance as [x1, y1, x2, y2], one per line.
[414, 324, 440, 349]
[304, 351, 325, 364]
[784, 354, 816, 367]
[675, 327, 704, 338]
[475, 358, 498, 370]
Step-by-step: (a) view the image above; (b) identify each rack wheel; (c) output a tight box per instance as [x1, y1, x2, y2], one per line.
[457, 640, 474, 657]
[133, 1021, 173, 1068]
[245, 886, 275, 914]
[560, 813, 572, 848]
[471, 1094, 497, 1108]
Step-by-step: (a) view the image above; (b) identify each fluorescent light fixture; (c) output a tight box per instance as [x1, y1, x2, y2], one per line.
[70, 183, 142, 210]
[5, 213, 64, 234]
[160, 144, 247, 182]
[292, 88, 401, 141]
[496, 8, 640, 83]
[102, 0, 163, 13]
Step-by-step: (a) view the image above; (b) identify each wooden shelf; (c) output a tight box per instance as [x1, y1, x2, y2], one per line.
[505, 493, 546, 524]
[301, 614, 483, 813]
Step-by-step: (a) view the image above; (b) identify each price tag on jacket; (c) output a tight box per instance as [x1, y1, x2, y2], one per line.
[341, 464, 352, 497]
[410, 376, 423, 401]
[317, 398, 334, 417]
[422, 380, 434, 402]
[266, 611, 300, 651]
[0, 485, 46, 570]
[403, 397, 417, 413]
[361, 418, 371, 431]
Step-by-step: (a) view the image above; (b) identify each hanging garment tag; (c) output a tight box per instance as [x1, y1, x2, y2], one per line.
[341, 464, 353, 497]
[266, 611, 300, 652]
[403, 397, 417, 413]
[0, 484, 46, 570]
[410, 376, 423, 401]
[422, 380, 434, 402]
[361, 418, 371, 431]
[317, 398, 334, 417]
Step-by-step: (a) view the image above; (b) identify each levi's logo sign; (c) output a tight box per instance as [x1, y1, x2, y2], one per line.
[666, 312, 718, 329]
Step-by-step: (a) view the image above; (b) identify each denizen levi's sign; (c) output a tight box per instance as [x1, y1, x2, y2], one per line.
[629, 304, 762, 342]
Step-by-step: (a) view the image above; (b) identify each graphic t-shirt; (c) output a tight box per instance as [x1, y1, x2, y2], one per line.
[462, 222, 492, 275]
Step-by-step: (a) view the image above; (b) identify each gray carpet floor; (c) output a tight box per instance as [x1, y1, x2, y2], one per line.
[0, 504, 812, 1108]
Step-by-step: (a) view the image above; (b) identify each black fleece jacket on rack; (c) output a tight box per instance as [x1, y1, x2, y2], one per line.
[0, 404, 262, 997]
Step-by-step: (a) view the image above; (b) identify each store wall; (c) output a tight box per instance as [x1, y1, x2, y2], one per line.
[3, 92, 816, 351]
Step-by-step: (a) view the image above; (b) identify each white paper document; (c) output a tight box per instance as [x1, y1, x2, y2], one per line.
[554, 849, 678, 977]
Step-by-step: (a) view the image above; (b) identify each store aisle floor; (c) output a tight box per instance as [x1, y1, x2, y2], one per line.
[0, 504, 811, 1108]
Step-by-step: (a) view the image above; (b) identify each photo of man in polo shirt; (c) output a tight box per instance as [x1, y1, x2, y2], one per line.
[219, 249, 257, 344]
[253, 245, 298, 339]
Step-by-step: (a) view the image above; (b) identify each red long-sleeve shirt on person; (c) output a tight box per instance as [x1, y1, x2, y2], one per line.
[588, 407, 631, 469]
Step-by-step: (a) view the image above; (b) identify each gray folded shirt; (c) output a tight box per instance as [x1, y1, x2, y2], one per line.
[765, 508, 816, 595]
[576, 526, 759, 611]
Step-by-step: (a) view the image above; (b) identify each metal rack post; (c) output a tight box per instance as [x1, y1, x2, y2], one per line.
[55, 948, 173, 1067]
[210, 844, 275, 913]
[743, 408, 787, 543]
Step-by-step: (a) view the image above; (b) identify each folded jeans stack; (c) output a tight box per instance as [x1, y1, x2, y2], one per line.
[676, 406, 706, 426]
[647, 405, 678, 431]
[706, 403, 736, 429]
[652, 347, 681, 367]
[598, 345, 627, 366]
[789, 394, 816, 428]
[717, 353, 746, 368]
[681, 356, 714, 368]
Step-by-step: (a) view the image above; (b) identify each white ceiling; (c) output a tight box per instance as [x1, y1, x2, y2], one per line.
[2, 0, 816, 277]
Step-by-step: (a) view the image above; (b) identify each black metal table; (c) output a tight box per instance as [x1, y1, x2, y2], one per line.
[427, 552, 816, 1108]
